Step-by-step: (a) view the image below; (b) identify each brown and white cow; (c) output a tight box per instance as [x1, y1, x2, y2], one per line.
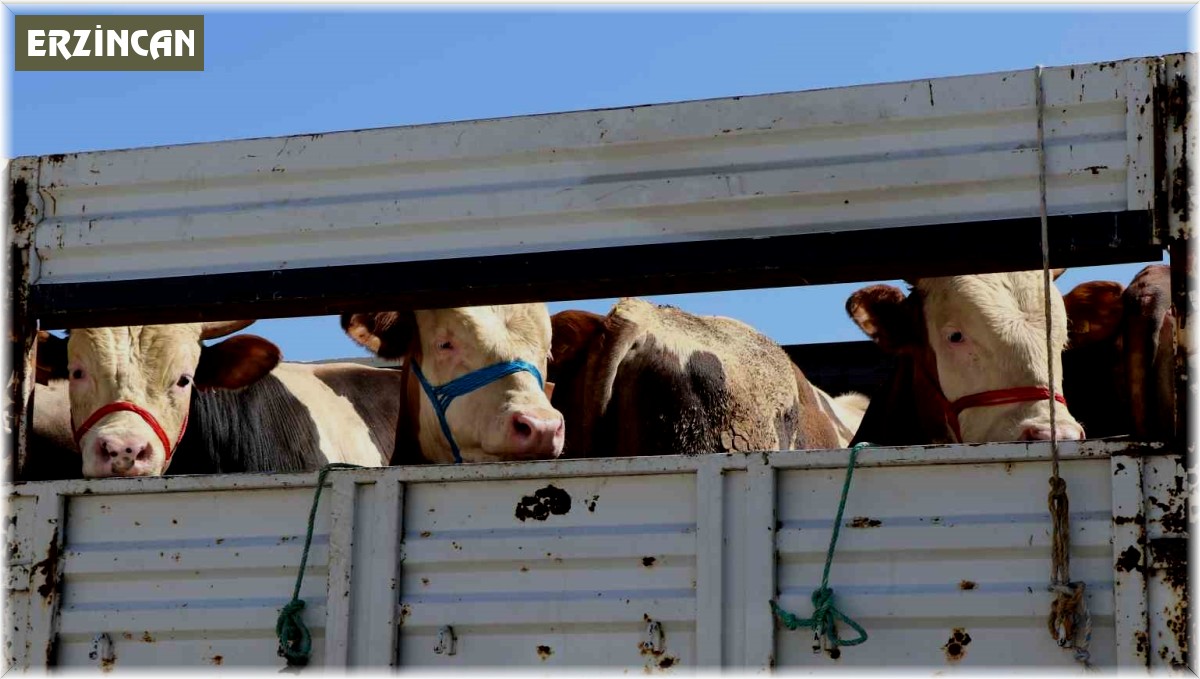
[341, 304, 565, 464]
[35, 322, 404, 478]
[547, 298, 843, 458]
[1062, 264, 1178, 440]
[847, 270, 1085, 445]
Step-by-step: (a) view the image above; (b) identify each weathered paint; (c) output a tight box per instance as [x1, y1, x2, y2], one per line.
[1, 441, 1187, 669]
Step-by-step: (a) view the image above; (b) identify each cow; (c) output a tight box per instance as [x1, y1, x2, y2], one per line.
[810, 388, 870, 448]
[340, 304, 565, 464]
[33, 321, 404, 478]
[846, 270, 1085, 446]
[1062, 264, 1178, 440]
[546, 298, 848, 458]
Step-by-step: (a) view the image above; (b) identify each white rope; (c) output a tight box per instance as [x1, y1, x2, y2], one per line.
[1035, 64, 1091, 670]
[1034, 64, 1059, 473]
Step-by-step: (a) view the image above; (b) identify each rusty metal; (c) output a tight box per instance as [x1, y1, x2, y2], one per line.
[5, 160, 41, 486]
[1142, 457, 1192, 670]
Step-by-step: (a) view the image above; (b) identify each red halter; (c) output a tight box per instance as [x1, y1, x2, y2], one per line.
[73, 401, 188, 464]
[941, 386, 1068, 442]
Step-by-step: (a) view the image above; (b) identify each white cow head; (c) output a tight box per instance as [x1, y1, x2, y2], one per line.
[848, 270, 1085, 443]
[342, 304, 565, 463]
[37, 322, 280, 477]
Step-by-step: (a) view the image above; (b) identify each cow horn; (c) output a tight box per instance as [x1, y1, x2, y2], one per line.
[200, 320, 256, 340]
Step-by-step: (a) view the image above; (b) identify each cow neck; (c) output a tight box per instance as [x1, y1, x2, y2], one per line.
[390, 353, 425, 466]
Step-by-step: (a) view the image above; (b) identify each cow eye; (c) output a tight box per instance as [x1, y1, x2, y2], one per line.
[438, 341, 453, 351]
[948, 331, 965, 344]
[70, 368, 84, 380]
[176, 375, 192, 388]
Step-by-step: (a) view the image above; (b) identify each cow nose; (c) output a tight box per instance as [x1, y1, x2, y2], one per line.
[96, 434, 153, 477]
[510, 411, 566, 458]
[1020, 423, 1085, 442]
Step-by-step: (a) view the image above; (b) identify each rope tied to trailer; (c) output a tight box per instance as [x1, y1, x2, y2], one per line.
[1033, 64, 1091, 669]
[276, 462, 363, 667]
[770, 442, 871, 656]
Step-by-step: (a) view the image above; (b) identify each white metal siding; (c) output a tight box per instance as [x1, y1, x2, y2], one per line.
[774, 459, 1115, 667]
[4, 441, 1181, 671]
[19, 56, 1163, 286]
[399, 474, 697, 668]
[55, 487, 330, 669]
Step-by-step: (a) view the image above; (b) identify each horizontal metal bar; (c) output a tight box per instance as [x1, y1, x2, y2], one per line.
[4, 439, 1167, 498]
[32, 211, 1160, 328]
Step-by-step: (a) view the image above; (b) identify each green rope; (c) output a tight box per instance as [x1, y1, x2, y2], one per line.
[276, 462, 362, 667]
[771, 442, 872, 654]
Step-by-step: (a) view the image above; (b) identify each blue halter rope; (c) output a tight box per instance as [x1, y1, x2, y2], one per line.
[410, 359, 545, 464]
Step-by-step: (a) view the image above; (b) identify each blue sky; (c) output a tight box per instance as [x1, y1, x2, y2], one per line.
[8, 6, 1192, 361]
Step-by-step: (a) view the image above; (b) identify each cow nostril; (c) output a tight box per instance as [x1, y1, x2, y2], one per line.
[512, 417, 533, 439]
[124, 447, 133, 454]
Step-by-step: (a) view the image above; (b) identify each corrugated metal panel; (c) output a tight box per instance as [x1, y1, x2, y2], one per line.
[2, 441, 1182, 670]
[400, 474, 697, 668]
[54, 487, 330, 669]
[774, 458, 1114, 667]
[22, 56, 1161, 286]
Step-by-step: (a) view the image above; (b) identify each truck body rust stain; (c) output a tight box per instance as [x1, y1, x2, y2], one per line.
[515, 485, 572, 522]
[849, 517, 881, 528]
[1116, 545, 1144, 573]
[32, 528, 60, 601]
[942, 628, 972, 662]
[537, 645, 553, 660]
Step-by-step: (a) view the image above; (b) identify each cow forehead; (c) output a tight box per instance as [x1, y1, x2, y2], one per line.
[420, 305, 551, 347]
[918, 272, 1065, 322]
[69, 325, 203, 371]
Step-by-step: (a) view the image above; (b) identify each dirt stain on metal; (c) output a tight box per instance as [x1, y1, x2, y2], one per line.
[959, 580, 977, 590]
[32, 528, 60, 601]
[849, 517, 882, 528]
[642, 557, 657, 568]
[515, 484, 572, 522]
[537, 645, 553, 660]
[209, 655, 224, 665]
[1115, 545, 1144, 573]
[942, 628, 972, 662]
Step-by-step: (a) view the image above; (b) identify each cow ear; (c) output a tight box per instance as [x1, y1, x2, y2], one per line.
[1063, 280, 1125, 348]
[35, 331, 69, 385]
[195, 334, 281, 390]
[341, 311, 415, 359]
[550, 310, 605, 370]
[847, 285, 916, 353]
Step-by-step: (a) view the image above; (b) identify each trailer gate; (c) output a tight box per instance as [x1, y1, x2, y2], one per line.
[4, 52, 1194, 671]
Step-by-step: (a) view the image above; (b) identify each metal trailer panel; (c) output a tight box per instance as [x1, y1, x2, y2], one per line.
[19, 56, 1164, 288]
[2, 441, 1185, 671]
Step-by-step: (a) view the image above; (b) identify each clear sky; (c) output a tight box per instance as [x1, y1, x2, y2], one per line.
[8, 6, 1192, 361]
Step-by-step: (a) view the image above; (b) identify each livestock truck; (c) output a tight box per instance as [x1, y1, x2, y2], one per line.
[3, 52, 1194, 671]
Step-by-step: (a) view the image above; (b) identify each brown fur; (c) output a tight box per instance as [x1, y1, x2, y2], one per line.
[550, 299, 838, 457]
[1063, 265, 1176, 440]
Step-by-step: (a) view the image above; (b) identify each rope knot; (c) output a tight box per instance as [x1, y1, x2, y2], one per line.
[275, 599, 310, 666]
[770, 443, 871, 657]
[275, 463, 362, 667]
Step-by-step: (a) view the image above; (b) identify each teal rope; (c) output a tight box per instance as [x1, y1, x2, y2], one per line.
[771, 442, 871, 653]
[276, 463, 362, 666]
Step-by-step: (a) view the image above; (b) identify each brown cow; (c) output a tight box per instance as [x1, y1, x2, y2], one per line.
[548, 298, 842, 458]
[341, 304, 565, 464]
[1062, 264, 1177, 440]
[848, 270, 1085, 445]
